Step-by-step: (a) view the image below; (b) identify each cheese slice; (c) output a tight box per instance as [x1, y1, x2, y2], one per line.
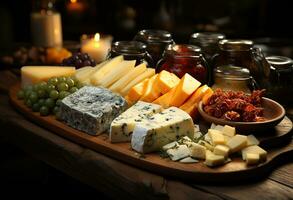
[109, 63, 147, 92]
[157, 70, 180, 94]
[152, 86, 176, 108]
[120, 68, 155, 96]
[208, 129, 226, 145]
[140, 74, 161, 102]
[169, 73, 201, 107]
[242, 145, 267, 161]
[99, 60, 136, 87]
[75, 61, 109, 84]
[21, 66, 76, 87]
[131, 107, 195, 153]
[126, 78, 149, 102]
[91, 55, 124, 85]
[226, 134, 247, 153]
[204, 150, 225, 167]
[166, 145, 190, 161]
[110, 101, 162, 143]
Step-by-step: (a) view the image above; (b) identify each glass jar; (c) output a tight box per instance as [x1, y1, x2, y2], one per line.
[212, 39, 271, 89]
[189, 32, 225, 63]
[133, 29, 174, 67]
[107, 41, 153, 66]
[156, 44, 209, 84]
[212, 66, 256, 94]
[266, 56, 293, 105]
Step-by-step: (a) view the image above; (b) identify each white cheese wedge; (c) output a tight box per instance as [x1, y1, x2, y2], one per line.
[222, 125, 236, 137]
[162, 141, 179, 151]
[109, 63, 147, 93]
[91, 55, 124, 85]
[180, 157, 199, 163]
[226, 134, 247, 153]
[242, 145, 267, 161]
[166, 145, 190, 161]
[208, 129, 226, 145]
[247, 135, 260, 146]
[110, 101, 162, 143]
[213, 145, 230, 158]
[204, 150, 225, 167]
[75, 61, 108, 84]
[131, 107, 195, 153]
[245, 153, 260, 165]
[188, 143, 206, 159]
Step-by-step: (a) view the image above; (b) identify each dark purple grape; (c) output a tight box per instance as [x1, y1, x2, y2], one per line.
[83, 60, 91, 66]
[75, 59, 83, 68]
[61, 52, 96, 68]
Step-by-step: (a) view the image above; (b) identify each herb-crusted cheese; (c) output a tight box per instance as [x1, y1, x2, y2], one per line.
[60, 86, 127, 135]
[131, 107, 195, 153]
[109, 101, 162, 143]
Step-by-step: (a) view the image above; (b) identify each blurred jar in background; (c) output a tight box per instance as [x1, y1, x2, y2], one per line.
[156, 44, 210, 84]
[133, 29, 174, 67]
[107, 41, 153, 67]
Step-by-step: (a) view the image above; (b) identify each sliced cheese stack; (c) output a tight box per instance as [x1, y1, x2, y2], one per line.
[21, 66, 76, 87]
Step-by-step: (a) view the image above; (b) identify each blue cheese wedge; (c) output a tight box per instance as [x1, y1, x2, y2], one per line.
[109, 101, 162, 143]
[162, 141, 179, 151]
[180, 157, 199, 163]
[131, 107, 195, 153]
[60, 86, 127, 135]
[166, 145, 190, 161]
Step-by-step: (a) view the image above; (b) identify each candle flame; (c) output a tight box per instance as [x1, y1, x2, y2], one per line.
[94, 33, 100, 42]
[70, 0, 77, 3]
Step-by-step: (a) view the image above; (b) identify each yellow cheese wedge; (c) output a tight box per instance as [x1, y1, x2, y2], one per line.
[222, 125, 236, 137]
[226, 134, 247, 153]
[120, 68, 155, 96]
[21, 66, 76, 87]
[99, 60, 136, 87]
[208, 129, 226, 145]
[213, 144, 230, 157]
[91, 55, 124, 85]
[169, 73, 201, 107]
[140, 74, 161, 102]
[157, 70, 180, 94]
[242, 145, 267, 161]
[152, 86, 176, 108]
[126, 78, 149, 102]
[204, 150, 225, 167]
[109, 63, 147, 92]
[245, 153, 260, 165]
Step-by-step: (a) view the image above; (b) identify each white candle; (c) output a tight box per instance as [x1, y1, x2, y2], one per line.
[81, 33, 112, 63]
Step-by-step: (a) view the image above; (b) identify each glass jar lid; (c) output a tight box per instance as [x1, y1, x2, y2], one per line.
[134, 29, 173, 44]
[190, 32, 225, 43]
[219, 39, 253, 51]
[111, 41, 147, 55]
[266, 56, 293, 69]
[214, 66, 251, 80]
[164, 44, 202, 57]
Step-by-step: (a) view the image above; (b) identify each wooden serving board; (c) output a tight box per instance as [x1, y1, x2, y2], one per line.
[9, 83, 293, 182]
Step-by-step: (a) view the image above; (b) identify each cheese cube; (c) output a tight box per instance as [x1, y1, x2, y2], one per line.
[21, 66, 76, 87]
[198, 140, 214, 151]
[226, 135, 247, 153]
[180, 157, 199, 163]
[166, 145, 190, 161]
[204, 133, 212, 143]
[169, 73, 201, 107]
[126, 78, 149, 102]
[140, 74, 161, 102]
[208, 129, 226, 145]
[157, 70, 180, 94]
[247, 135, 260, 146]
[204, 150, 225, 167]
[245, 153, 260, 165]
[213, 145, 230, 157]
[242, 145, 267, 161]
[210, 123, 224, 131]
[222, 125, 236, 137]
[162, 141, 179, 151]
[189, 143, 206, 159]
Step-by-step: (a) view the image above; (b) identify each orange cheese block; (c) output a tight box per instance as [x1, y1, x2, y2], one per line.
[202, 89, 214, 105]
[169, 73, 201, 107]
[126, 78, 149, 102]
[157, 70, 180, 94]
[152, 86, 176, 108]
[140, 74, 161, 102]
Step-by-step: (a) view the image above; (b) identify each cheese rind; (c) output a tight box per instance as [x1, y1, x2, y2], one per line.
[110, 101, 162, 143]
[226, 135, 247, 153]
[131, 107, 195, 153]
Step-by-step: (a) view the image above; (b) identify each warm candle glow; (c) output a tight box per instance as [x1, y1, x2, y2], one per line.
[94, 33, 100, 42]
[70, 0, 77, 3]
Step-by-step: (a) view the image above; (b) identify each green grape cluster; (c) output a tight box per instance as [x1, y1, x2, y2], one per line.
[17, 76, 83, 116]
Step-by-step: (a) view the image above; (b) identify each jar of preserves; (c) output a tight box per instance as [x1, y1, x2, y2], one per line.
[212, 39, 271, 89]
[133, 29, 174, 67]
[266, 56, 293, 105]
[107, 41, 153, 66]
[156, 44, 210, 84]
[212, 66, 257, 94]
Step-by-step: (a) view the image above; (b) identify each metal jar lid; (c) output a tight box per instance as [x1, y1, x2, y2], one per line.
[266, 56, 293, 70]
[214, 66, 251, 80]
[219, 39, 254, 51]
[190, 32, 225, 44]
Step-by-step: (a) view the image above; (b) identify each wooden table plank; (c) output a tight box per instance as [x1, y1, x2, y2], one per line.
[269, 163, 293, 188]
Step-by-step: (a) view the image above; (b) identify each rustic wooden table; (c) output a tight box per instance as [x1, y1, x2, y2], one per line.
[0, 70, 292, 200]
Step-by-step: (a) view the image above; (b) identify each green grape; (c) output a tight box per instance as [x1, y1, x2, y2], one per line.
[76, 82, 84, 89]
[32, 103, 41, 112]
[17, 90, 25, 99]
[70, 76, 78, 83]
[25, 99, 33, 108]
[24, 90, 32, 99]
[49, 90, 59, 100]
[57, 82, 69, 91]
[40, 106, 50, 116]
[56, 99, 62, 106]
[33, 84, 40, 91]
[59, 91, 70, 99]
[66, 77, 75, 87]
[38, 99, 45, 106]
[29, 92, 38, 103]
[45, 98, 55, 108]
[47, 84, 56, 92]
[37, 89, 47, 98]
[69, 87, 78, 93]
[52, 106, 60, 115]
[57, 77, 67, 83]
[38, 81, 47, 90]
[23, 85, 33, 91]
[48, 77, 58, 86]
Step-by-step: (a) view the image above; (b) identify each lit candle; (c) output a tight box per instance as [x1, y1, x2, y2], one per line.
[66, 0, 85, 14]
[81, 33, 112, 63]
